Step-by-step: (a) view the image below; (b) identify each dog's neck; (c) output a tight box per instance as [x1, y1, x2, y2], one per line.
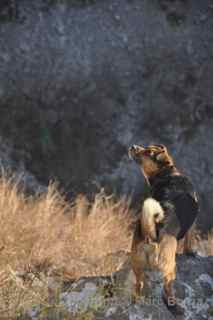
[146, 165, 179, 187]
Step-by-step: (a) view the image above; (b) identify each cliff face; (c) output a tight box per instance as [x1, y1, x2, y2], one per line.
[0, 0, 213, 228]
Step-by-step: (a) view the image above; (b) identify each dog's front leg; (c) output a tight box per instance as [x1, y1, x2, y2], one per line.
[132, 267, 144, 303]
[131, 254, 144, 303]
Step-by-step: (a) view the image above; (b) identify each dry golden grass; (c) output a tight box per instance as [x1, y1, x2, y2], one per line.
[0, 177, 133, 278]
[177, 227, 213, 256]
[194, 229, 213, 256]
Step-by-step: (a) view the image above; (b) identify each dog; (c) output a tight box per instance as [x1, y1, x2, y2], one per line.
[128, 144, 199, 313]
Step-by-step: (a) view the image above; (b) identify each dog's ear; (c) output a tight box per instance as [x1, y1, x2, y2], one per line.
[158, 144, 167, 152]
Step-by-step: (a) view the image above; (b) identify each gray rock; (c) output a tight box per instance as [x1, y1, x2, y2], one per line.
[0, 136, 46, 194]
[0, 0, 212, 229]
[24, 255, 213, 320]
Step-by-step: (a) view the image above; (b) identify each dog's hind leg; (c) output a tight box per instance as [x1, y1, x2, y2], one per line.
[159, 234, 184, 315]
[163, 270, 176, 307]
[163, 270, 185, 316]
[183, 225, 197, 257]
[158, 235, 177, 302]
[183, 229, 193, 254]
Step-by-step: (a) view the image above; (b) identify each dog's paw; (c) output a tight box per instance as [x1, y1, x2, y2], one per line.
[131, 293, 140, 305]
[162, 293, 185, 317]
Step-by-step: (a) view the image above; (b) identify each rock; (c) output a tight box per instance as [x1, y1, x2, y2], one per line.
[0, 0, 212, 229]
[23, 255, 213, 319]
[0, 136, 46, 194]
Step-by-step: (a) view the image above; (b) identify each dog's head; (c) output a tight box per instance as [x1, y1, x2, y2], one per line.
[128, 144, 174, 179]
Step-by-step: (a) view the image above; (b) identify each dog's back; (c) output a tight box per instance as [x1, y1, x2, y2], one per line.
[150, 168, 199, 240]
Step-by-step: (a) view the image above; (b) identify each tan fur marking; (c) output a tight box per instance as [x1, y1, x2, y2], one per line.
[142, 157, 159, 179]
[140, 145, 175, 180]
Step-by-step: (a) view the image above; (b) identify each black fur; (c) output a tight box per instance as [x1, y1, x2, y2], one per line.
[149, 166, 199, 240]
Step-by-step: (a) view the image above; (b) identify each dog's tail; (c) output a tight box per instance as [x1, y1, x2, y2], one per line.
[141, 198, 164, 241]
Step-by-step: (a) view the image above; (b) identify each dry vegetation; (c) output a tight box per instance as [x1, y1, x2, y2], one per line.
[177, 228, 213, 257]
[0, 177, 133, 277]
[0, 175, 212, 318]
[0, 176, 133, 318]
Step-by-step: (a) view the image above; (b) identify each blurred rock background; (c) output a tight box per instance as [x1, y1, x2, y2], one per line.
[0, 0, 213, 230]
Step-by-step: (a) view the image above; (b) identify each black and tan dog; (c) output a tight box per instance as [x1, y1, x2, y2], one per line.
[128, 144, 199, 312]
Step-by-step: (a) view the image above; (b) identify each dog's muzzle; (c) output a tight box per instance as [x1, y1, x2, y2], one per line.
[128, 145, 145, 160]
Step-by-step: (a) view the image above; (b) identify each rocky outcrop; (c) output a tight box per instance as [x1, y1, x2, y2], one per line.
[23, 255, 213, 320]
[0, 136, 46, 194]
[0, 1, 213, 229]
